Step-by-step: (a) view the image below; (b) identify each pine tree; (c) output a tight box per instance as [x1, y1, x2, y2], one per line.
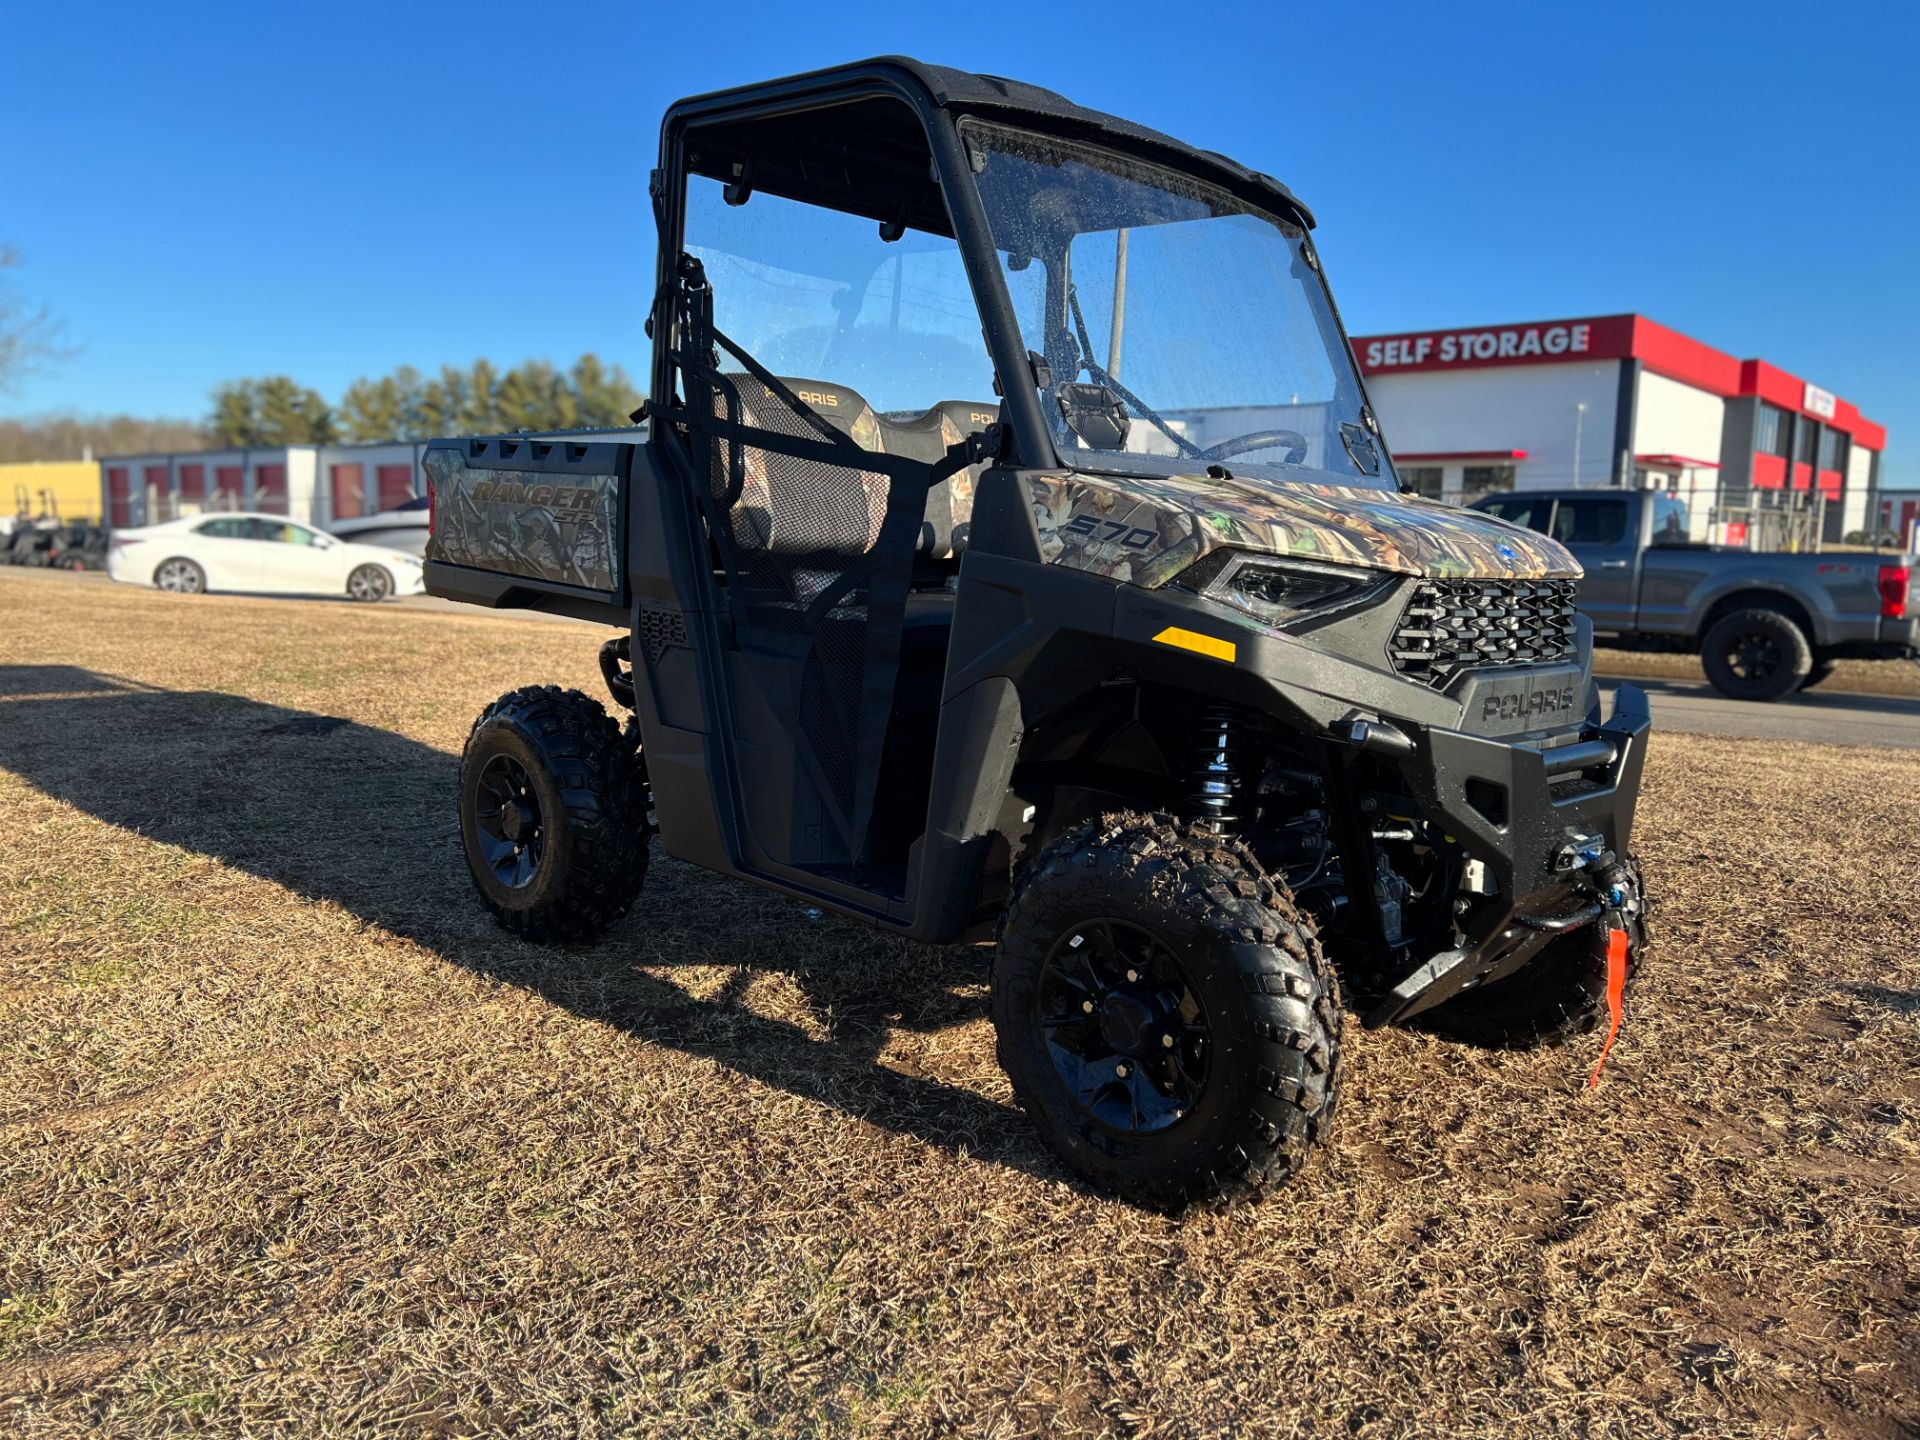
[210, 381, 261, 446]
[571, 353, 642, 427]
[338, 376, 405, 442]
[417, 365, 470, 438]
[251, 376, 336, 444]
[463, 359, 501, 434]
[497, 360, 576, 432]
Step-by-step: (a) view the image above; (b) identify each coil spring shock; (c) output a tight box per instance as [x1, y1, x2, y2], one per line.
[1186, 705, 1249, 833]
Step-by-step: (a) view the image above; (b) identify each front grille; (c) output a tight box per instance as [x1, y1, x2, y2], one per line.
[1389, 578, 1577, 688]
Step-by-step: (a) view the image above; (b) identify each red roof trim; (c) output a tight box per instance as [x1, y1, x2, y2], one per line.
[1629, 316, 1743, 396]
[1634, 452, 1722, 470]
[1394, 449, 1529, 462]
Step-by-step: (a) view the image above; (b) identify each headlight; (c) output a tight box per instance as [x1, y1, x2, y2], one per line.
[1176, 550, 1388, 627]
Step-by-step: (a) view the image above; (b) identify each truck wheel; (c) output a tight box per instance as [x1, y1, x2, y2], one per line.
[1424, 856, 1649, 1049]
[1700, 608, 1812, 701]
[993, 812, 1341, 1208]
[1800, 658, 1838, 692]
[154, 557, 206, 594]
[458, 686, 648, 941]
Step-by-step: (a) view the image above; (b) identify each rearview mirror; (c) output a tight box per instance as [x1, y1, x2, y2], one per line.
[1056, 381, 1130, 451]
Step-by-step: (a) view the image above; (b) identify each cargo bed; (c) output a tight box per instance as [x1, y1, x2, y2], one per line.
[422, 429, 645, 627]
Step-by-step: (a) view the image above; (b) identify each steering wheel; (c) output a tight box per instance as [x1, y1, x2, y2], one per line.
[1199, 429, 1310, 464]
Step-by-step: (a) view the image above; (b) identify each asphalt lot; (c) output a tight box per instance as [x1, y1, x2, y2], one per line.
[15, 568, 1920, 748]
[1598, 672, 1920, 750]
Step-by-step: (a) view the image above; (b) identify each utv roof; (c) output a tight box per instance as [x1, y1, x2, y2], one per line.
[665, 55, 1316, 229]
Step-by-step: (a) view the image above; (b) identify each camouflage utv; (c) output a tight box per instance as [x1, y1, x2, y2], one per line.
[424, 58, 1651, 1206]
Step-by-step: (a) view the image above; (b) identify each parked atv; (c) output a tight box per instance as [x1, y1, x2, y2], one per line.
[423, 58, 1651, 1206]
[51, 521, 109, 571]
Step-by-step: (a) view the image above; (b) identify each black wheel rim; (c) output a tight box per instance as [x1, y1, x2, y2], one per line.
[472, 754, 544, 889]
[1727, 631, 1780, 680]
[1036, 919, 1210, 1134]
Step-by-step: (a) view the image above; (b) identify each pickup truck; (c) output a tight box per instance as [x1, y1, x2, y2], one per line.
[1471, 488, 1918, 700]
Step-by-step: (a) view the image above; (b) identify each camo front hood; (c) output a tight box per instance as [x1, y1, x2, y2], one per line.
[1026, 468, 1580, 588]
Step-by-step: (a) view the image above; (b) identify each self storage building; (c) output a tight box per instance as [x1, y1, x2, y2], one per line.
[101, 441, 430, 530]
[1353, 314, 1887, 543]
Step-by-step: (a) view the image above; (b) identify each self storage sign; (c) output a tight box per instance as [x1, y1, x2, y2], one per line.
[1351, 314, 1635, 374]
[1361, 323, 1594, 371]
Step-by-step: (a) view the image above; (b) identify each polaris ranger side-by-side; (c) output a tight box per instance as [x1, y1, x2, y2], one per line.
[424, 58, 1651, 1206]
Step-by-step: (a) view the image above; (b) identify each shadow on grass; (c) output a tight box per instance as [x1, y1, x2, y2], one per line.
[0, 664, 1058, 1184]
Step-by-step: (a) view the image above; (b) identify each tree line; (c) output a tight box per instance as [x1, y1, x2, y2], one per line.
[0, 415, 212, 466]
[208, 355, 642, 447]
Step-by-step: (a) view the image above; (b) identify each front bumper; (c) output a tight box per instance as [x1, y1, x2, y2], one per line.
[1364, 681, 1652, 1026]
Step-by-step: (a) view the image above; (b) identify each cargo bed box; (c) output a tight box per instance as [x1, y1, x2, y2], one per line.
[422, 432, 641, 627]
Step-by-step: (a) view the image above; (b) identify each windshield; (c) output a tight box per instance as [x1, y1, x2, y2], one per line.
[962, 121, 1392, 491]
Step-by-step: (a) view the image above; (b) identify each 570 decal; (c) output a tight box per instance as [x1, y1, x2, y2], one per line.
[1062, 514, 1156, 549]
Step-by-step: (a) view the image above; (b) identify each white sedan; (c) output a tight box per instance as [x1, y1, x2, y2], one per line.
[106, 512, 426, 601]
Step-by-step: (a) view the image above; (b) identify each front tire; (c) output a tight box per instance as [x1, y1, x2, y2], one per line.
[458, 686, 648, 941]
[347, 563, 394, 602]
[993, 813, 1341, 1208]
[154, 557, 206, 594]
[1700, 608, 1812, 701]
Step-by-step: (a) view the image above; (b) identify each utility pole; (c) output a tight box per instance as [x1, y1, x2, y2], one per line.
[1107, 228, 1130, 380]
[1572, 402, 1586, 488]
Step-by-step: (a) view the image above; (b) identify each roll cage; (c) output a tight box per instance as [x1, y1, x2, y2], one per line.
[645, 55, 1341, 486]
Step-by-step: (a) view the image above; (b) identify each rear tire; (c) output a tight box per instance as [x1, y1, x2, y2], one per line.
[1424, 856, 1649, 1049]
[993, 812, 1341, 1208]
[1700, 608, 1812, 701]
[1799, 658, 1838, 692]
[459, 686, 648, 942]
[347, 563, 393, 602]
[153, 557, 206, 594]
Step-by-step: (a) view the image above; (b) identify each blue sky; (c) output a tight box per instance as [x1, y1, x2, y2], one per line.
[6, 1, 1918, 483]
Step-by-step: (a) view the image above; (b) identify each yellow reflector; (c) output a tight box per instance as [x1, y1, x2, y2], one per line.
[1152, 626, 1236, 663]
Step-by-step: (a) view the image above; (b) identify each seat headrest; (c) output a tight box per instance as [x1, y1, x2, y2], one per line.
[717, 374, 876, 432]
[771, 377, 874, 428]
[934, 400, 1000, 433]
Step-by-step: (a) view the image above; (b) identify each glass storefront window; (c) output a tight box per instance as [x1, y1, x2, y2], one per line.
[1477, 494, 1545, 530]
[1757, 404, 1793, 458]
[1461, 463, 1516, 500]
[1820, 429, 1848, 474]
[1401, 466, 1444, 499]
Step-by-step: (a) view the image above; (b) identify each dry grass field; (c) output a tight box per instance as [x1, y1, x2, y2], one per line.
[2, 568, 1917, 1438]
